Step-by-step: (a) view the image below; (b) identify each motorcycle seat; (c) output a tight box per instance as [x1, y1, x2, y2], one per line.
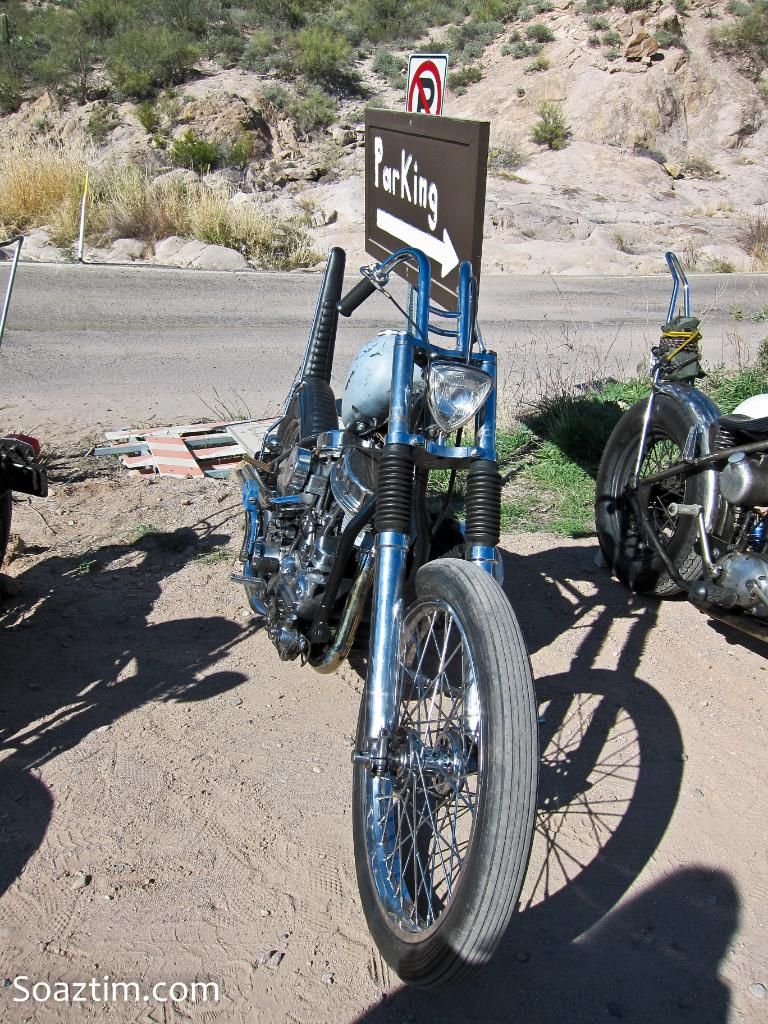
[716, 413, 768, 440]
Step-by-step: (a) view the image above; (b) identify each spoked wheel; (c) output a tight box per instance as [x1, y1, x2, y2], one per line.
[596, 394, 711, 595]
[353, 559, 538, 989]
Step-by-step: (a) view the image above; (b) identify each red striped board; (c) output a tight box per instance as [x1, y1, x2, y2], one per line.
[145, 435, 204, 477]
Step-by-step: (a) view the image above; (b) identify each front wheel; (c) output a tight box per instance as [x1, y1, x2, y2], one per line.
[595, 394, 709, 596]
[352, 559, 538, 989]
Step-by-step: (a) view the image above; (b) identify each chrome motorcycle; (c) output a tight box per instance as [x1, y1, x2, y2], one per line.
[234, 246, 538, 987]
[597, 252, 768, 641]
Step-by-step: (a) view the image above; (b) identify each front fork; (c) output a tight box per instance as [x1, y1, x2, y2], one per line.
[360, 334, 503, 774]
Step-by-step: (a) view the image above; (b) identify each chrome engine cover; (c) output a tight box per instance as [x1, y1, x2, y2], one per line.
[717, 551, 768, 614]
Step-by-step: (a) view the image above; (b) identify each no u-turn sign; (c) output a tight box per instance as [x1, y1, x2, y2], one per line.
[406, 54, 448, 116]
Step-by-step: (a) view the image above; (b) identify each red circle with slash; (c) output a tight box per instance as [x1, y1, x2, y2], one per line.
[407, 60, 444, 116]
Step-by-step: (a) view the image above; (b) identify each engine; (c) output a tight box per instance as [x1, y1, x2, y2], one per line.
[239, 431, 377, 660]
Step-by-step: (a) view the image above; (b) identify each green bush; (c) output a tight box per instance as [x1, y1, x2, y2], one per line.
[292, 25, 355, 88]
[136, 100, 160, 134]
[710, 0, 768, 77]
[525, 21, 554, 41]
[0, 68, 21, 114]
[654, 27, 683, 47]
[371, 48, 405, 82]
[169, 129, 221, 171]
[290, 86, 337, 135]
[588, 14, 609, 28]
[524, 52, 550, 71]
[447, 65, 483, 87]
[602, 29, 622, 45]
[531, 100, 571, 149]
[86, 102, 119, 142]
[106, 26, 200, 98]
[240, 29, 277, 72]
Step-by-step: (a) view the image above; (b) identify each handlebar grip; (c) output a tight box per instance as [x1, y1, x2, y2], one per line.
[337, 276, 377, 317]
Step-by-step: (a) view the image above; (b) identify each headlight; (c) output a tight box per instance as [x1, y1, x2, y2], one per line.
[427, 361, 493, 433]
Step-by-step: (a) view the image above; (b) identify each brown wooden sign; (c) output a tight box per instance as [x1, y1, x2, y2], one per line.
[364, 108, 489, 310]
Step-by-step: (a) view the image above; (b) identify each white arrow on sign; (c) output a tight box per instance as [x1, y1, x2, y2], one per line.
[376, 209, 459, 278]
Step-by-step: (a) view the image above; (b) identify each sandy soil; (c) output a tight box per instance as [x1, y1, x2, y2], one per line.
[0, 443, 767, 1023]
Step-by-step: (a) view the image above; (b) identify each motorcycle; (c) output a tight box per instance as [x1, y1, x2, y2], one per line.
[596, 251, 768, 641]
[234, 246, 538, 988]
[0, 235, 47, 578]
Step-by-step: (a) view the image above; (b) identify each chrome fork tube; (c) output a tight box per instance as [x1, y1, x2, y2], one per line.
[366, 531, 409, 764]
[365, 331, 416, 771]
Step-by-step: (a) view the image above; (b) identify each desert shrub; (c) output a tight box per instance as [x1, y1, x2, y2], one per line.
[587, 33, 601, 45]
[136, 100, 160, 134]
[291, 25, 358, 89]
[710, 0, 768, 76]
[371, 48, 406, 82]
[524, 52, 550, 70]
[740, 209, 768, 263]
[602, 29, 622, 45]
[0, 68, 21, 114]
[588, 14, 609, 28]
[106, 26, 200, 98]
[634, 143, 667, 163]
[707, 256, 736, 272]
[240, 30, 277, 72]
[488, 136, 526, 170]
[683, 154, 718, 178]
[204, 22, 246, 65]
[290, 86, 338, 135]
[86, 102, 119, 143]
[505, 40, 541, 56]
[447, 64, 483, 87]
[622, 0, 651, 10]
[526, 21, 554, 41]
[224, 133, 254, 168]
[33, 9, 100, 104]
[169, 129, 221, 171]
[654, 27, 683, 47]
[605, 46, 621, 59]
[531, 100, 571, 149]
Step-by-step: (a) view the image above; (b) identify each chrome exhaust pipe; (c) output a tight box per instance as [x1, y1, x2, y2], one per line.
[310, 547, 374, 674]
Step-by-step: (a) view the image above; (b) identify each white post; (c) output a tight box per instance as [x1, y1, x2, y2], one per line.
[77, 170, 89, 262]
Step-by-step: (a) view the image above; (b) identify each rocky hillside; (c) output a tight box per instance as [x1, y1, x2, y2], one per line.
[2, 0, 768, 274]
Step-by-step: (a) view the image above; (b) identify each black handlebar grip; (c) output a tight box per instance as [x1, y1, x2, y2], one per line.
[337, 276, 377, 317]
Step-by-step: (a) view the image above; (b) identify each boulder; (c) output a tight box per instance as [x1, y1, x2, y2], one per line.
[175, 94, 272, 158]
[655, 6, 682, 33]
[20, 228, 67, 263]
[110, 238, 148, 261]
[152, 236, 249, 271]
[625, 31, 659, 62]
[189, 245, 249, 271]
[662, 161, 683, 178]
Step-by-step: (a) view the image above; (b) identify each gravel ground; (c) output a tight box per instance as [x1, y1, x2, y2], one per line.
[0, 458, 766, 1024]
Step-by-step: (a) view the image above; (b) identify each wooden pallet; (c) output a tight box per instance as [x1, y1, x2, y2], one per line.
[95, 417, 276, 478]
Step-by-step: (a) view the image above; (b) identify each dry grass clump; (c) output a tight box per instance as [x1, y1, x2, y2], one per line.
[0, 138, 87, 235]
[740, 210, 768, 267]
[0, 139, 319, 270]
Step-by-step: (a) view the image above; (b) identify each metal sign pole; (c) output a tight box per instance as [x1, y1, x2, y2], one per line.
[0, 235, 23, 350]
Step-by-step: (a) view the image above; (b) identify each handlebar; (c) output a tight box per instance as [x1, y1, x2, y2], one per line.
[337, 275, 378, 317]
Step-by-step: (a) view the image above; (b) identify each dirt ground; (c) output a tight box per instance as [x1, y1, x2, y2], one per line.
[0, 443, 767, 1024]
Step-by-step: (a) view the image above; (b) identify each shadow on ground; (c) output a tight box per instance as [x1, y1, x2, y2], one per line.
[354, 540, 738, 1024]
[0, 518, 253, 897]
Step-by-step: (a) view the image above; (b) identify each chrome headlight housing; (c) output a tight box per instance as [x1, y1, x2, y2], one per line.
[427, 361, 493, 433]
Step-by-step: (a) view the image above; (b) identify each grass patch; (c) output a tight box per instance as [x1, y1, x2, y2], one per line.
[492, 352, 768, 536]
[0, 142, 319, 270]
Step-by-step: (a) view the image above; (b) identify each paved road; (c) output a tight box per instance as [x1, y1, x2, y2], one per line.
[3, 262, 768, 434]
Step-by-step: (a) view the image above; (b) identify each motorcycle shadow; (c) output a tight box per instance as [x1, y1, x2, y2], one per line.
[356, 541, 737, 1023]
[0, 522, 253, 899]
